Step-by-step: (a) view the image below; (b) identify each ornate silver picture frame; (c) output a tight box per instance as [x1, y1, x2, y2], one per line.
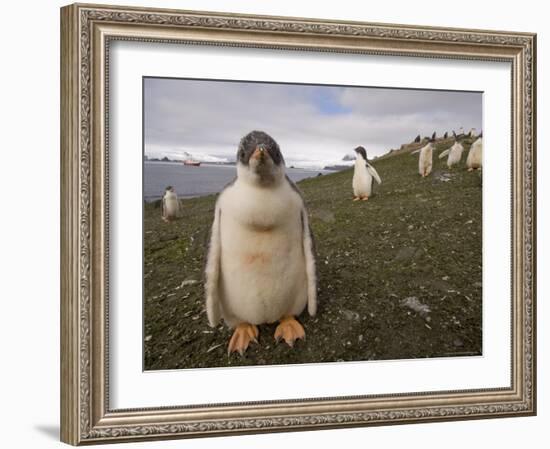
[60, 3, 536, 445]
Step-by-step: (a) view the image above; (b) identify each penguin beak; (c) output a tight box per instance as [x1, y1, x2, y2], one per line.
[252, 145, 268, 162]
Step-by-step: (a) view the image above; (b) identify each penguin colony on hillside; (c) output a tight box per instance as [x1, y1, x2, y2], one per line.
[157, 129, 482, 355]
[413, 130, 483, 176]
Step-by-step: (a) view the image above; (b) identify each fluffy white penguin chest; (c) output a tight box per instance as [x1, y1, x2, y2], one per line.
[163, 193, 179, 215]
[419, 145, 433, 169]
[352, 159, 372, 195]
[448, 143, 464, 165]
[217, 180, 308, 325]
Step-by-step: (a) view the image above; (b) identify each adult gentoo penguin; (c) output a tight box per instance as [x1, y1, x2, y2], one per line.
[161, 186, 180, 222]
[438, 131, 465, 169]
[205, 130, 317, 355]
[466, 131, 483, 171]
[352, 146, 381, 201]
[417, 132, 436, 177]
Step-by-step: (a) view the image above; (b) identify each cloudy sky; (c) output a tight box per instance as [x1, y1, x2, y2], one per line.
[144, 77, 482, 168]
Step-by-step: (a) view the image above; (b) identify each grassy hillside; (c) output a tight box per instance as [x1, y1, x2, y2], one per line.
[143, 139, 482, 370]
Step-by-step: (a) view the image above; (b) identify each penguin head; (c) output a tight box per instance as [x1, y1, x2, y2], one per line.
[354, 146, 367, 162]
[236, 130, 285, 186]
[452, 130, 457, 140]
[165, 185, 174, 193]
[429, 132, 437, 143]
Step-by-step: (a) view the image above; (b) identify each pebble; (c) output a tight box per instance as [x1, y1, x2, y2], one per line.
[400, 296, 431, 317]
[144, 335, 152, 342]
[180, 279, 199, 287]
[341, 309, 360, 321]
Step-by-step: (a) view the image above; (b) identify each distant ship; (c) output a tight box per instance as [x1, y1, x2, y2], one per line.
[183, 159, 201, 167]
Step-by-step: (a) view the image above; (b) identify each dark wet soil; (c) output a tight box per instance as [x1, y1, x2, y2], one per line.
[144, 139, 482, 370]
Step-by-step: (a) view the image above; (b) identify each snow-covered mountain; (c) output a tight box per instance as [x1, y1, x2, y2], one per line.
[145, 148, 231, 163]
[285, 158, 354, 170]
[180, 151, 230, 163]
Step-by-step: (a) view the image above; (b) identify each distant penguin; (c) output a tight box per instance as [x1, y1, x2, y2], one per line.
[438, 131, 465, 169]
[205, 130, 317, 355]
[417, 132, 436, 177]
[352, 146, 382, 201]
[466, 131, 483, 171]
[161, 186, 180, 222]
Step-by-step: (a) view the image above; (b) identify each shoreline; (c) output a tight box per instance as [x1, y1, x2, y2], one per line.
[144, 164, 339, 202]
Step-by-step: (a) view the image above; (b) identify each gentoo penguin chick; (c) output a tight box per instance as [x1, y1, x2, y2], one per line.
[204, 130, 317, 355]
[352, 146, 382, 201]
[466, 131, 483, 171]
[161, 186, 180, 222]
[418, 132, 436, 177]
[438, 131, 465, 169]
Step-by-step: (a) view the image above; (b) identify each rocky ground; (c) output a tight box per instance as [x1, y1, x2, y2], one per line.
[143, 138, 482, 370]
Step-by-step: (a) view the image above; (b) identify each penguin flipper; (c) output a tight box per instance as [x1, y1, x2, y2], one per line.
[439, 149, 450, 159]
[284, 175, 317, 316]
[161, 197, 165, 218]
[301, 209, 317, 316]
[205, 204, 222, 327]
[366, 163, 382, 185]
[411, 149, 421, 155]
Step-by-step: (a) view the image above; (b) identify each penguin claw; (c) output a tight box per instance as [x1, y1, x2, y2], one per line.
[227, 323, 259, 356]
[274, 316, 305, 348]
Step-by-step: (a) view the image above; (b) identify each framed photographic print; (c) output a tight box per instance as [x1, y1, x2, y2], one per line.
[60, 3, 537, 445]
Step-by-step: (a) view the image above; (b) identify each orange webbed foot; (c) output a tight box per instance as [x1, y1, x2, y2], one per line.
[227, 323, 259, 356]
[274, 316, 305, 348]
